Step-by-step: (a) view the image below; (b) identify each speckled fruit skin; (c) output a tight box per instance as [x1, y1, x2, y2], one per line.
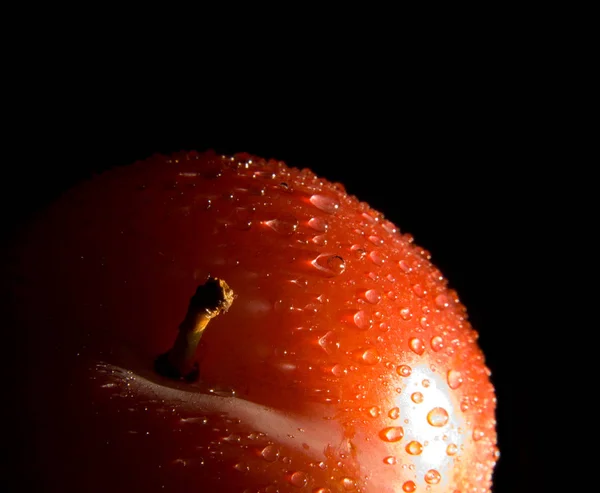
[12, 151, 497, 492]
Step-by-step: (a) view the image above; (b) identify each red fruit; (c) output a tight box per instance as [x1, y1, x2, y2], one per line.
[10, 150, 497, 492]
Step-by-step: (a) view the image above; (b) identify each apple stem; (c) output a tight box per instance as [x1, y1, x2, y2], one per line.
[154, 277, 235, 381]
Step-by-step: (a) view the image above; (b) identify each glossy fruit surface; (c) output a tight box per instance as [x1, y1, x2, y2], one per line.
[11, 150, 497, 492]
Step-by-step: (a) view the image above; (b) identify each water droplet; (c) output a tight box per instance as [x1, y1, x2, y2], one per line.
[265, 214, 298, 235]
[311, 234, 328, 246]
[409, 338, 425, 355]
[341, 477, 356, 490]
[421, 379, 430, 388]
[234, 462, 250, 472]
[398, 260, 412, 273]
[223, 433, 242, 443]
[400, 307, 412, 320]
[446, 443, 458, 456]
[260, 444, 279, 462]
[312, 254, 346, 277]
[308, 217, 329, 232]
[388, 407, 400, 419]
[351, 244, 367, 260]
[379, 426, 404, 442]
[360, 348, 381, 365]
[447, 369, 463, 389]
[287, 471, 308, 488]
[397, 365, 412, 377]
[402, 481, 416, 492]
[310, 194, 340, 214]
[331, 364, 347, 377]
[252, 170, 276, 180]
[365, 289, 381, 304]
[317, 331, 339, 354]
[353, 310, 372, 330]
[424, 469, 441, 485]
[427, 407, 449, 427]
[411, 392, 424, 404]
[369, 250, 384, 265]
[435, 293, 450, 308]
[460, 397, 470, 412]
[406, 440, 423, 455]
[430, 336, 444, 352]
[369, 235, 384, 246]
[412, 284, 426, 297]
[473, 427, 485, 441]
[383, 456, 397, 465]
[368, 406, 381, 417]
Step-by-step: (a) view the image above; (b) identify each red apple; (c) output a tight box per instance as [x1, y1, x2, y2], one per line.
[7, 150, 497, 492]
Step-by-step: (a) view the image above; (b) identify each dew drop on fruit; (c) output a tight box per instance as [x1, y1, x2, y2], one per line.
[402, 481, 416, 492]
[400, 307, 412, 320]
[460, 397, 470, 412]
[365, 289, 381, 304]
[435, 293, 450, 309]
[308, 217, 329, 231]
[265, 214, 298, 235]
[382, 220, 398, 234]
[310, 194, 340, 214]
[388, 407, 400, 419]
[369, 250, 384, 265]
[312, 234, 328, 246]
[379, 426, 404, 442]
[353, 310, 372, 330]
[340, 477, 356, 490]
[406, 440, 423, 455]
[412, 284, 426, 297]
[351, 244, 367, 260]
[430, 336, 444, 352]
[261, 444, 279, 462]
[234, 462, 250, 472]
[473, 427, 485, 441]
[311, 254, 346, 277]
[411, 392, 424, 404]
[288, 471, 308, 488]
[427, 407, 449, 427]
[383, 456, 397, 465]
[357, 347, 380, 365]
[368, 406, 381, 417]
[331, 364, 347, 377]
[397, 365, 412, 377]
[447, 369, 463, 389]
[317, 331, 339, 354]
[409, 337, 425, 355]
[399, 260, 412, 273]
[422, 379, 430, 388]
[369, 235, 384, 245]
[424, 469, 441, 485]
[446, 443, 458, 456]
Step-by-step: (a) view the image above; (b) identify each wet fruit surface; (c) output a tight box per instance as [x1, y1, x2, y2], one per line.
[11, 150, 498, 491]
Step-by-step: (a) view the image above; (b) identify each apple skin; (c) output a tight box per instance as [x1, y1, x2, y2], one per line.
[8, 151, 497, 492]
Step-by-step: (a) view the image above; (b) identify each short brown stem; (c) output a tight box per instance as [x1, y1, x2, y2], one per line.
[155, 277, 235, 381]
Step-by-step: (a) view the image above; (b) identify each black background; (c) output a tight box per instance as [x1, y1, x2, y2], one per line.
[3, 50, 563, 492]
